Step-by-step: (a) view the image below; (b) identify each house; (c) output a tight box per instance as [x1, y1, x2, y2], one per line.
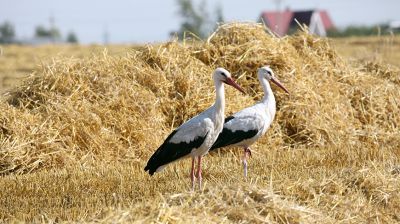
[389, 20, 400, 31]
[260, 9, 335, 37]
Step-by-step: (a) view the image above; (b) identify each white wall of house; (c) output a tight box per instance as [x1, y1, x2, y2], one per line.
[309, 12, 327, 37]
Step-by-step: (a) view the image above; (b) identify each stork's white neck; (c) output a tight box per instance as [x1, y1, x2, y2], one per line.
[259, 76, 276, 117]
[213, 79, 225, 114]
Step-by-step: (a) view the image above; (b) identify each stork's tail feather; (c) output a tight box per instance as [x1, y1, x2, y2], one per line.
[143, 129, 206, 176]
[144, 163, 157, 176]
[143, 130, 179, 176]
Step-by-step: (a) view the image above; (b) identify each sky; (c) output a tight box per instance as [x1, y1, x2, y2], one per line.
[1, 0, 399, 44]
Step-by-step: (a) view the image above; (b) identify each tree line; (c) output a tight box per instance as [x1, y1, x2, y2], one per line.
[0, 21, 78, 44]
[1, 0, 398, 44]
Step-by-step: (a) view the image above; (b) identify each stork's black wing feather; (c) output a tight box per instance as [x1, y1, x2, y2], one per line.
[224, 115, 235, 123]
[210, 116, 258, 151]
[144, 130, 208, 175]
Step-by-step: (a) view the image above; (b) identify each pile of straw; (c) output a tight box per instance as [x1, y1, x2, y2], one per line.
[1, 23, 399, 174]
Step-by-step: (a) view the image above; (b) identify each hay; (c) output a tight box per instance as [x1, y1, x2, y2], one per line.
[0, 22, 399, 176]
[95, 185, 330, 223]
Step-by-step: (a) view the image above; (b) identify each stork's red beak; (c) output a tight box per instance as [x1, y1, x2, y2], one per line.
[224, 77, 246, 94]
[271, 77, 289, 94]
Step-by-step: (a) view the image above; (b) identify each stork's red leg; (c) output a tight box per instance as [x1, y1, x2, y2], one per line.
[196, 156, 202, 190]
[191, 157, 195, 190]
[243, 147, 251, 178]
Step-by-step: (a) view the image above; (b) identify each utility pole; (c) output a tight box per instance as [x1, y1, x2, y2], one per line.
[103, 25, 109, 45]
[49, 14, 55, 43]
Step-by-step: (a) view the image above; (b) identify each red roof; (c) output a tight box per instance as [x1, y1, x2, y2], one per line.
[261, 9, 335, 36]
[261, 10, 293, 36]
[319, 10, 335, 30]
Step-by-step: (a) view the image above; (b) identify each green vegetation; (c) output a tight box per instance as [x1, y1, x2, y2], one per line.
[34, 25, 61, 40]
[0, 21, 15, 44]
[66, 31, 79, 43]
[173, 0, 224, 39]
[0, 20, 79, 44]
[328, 24, 400, 37]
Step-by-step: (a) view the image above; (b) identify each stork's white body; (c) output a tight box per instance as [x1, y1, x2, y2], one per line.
[156, 80, 226, 172]
[210, 66, 288, 177]
[144, 67, 244, 190]
[222, 76, 276, 148]
[211, 72, 277, 150]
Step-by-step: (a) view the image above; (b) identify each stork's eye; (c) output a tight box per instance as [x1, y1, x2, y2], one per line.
[221, 72, 227, 77]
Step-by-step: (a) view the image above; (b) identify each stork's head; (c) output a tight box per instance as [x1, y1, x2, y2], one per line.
[213, 67, 245, 94]
[258, 66, 289, 94]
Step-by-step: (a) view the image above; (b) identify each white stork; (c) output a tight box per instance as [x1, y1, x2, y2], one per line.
[144, 68, 245, 190]
[210, 66, 289, 177]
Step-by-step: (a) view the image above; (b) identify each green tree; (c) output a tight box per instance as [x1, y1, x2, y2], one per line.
[173, 0, 224, 39]
[214, 3, 224, 30]
[215, 4, 224, 24]
[0, 21, 15, 44]
[35, 25, 61, 40]
[66, 31, 78, 43]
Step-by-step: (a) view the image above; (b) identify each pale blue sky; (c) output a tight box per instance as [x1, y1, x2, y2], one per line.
[1, 0, 399, 44]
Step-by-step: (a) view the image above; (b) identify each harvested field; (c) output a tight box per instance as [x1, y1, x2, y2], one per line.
[332, 35, 400, 67]
[0, 44, 129, 92]
[0, 23, 399, 223]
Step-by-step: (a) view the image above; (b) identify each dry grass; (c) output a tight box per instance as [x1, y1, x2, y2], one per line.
[332, 35, 400, 67]
[0, 44, 129, 92]
[0, 23, 399, 223]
